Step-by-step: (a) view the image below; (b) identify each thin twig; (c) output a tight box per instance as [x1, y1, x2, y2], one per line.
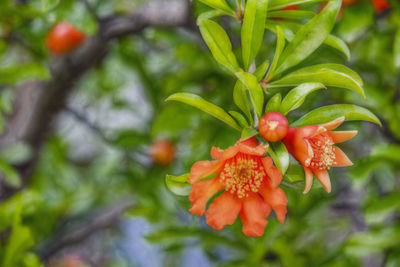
[38, 197, 135, 260]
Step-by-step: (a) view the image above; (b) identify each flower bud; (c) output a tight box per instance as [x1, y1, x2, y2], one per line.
[259, 112, 289, 142]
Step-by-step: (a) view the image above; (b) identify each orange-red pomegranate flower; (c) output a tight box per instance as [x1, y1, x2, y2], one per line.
[188, 138, 287, 237]
[283, 117, 357, 194]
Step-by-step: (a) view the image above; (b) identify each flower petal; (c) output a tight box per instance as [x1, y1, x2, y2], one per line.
[262, 157, 282, 188]
[238, 143, 267, 156]
[205, 192, 241, 230]
[313, 169, 331, 193]
[328, 130, 358, 143]
[189, 178, 224, 216]
[302, 167, 314, 194]
[259, 181, 288, 223]
[239, 193, 272, 237]
[239, 137, 258, 147]
[210, 146, 239, 160]
[332, 146, 353, 167]
[189, 160, 224, 184]
[320, 117, 345, 131]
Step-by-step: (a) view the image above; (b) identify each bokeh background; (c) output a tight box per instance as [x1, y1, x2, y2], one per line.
[0, 0, 399, 266]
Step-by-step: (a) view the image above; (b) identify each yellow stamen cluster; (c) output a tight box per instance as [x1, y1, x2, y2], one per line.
[309, 133, 336, 170]
[220, 153, 265, 198]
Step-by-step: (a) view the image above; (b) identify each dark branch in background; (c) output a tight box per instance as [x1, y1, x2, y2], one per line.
[65, 106, 112, 145]
[38, 198, 135, 260]
[0, 0, 191, 201]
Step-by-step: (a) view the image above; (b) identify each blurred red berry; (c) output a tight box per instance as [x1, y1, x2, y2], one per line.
[371, 0, 390, 12]
[45, 22, 86, 55]
[150, 139, 176, 165]
[259, 112, 289, 142]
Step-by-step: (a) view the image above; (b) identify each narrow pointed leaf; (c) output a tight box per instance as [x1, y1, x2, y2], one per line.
[265, 93, 282, 113]
[198, 10, 226, 21]
[276, 0, 341, 74]
[292, 104, 382, 127]
[166, 174, 191, 196]
[324, 35, 351, 61]
[254, 59, 270, 81]
[166, 93, 241, 131]
[266, 26, 285, 80]
[198, 19, 239, 73]
[241, 0, 269, 70]
[269, 0, 325, 10]
[229, 111, 249, 128]
[198, 0, 235, 15]
[282, 163, 305, 186]
[233, 81, 253, 123]
[269, 64, 365, 97]
[266, 20, 351, 60]
[235, 71, 264, 118]
[280, 83, 326, 115]
[0, 160, 21, 188]
[268, 142, 289, 174]
[268, 10, 315, 20]
[241, 127, 259, 140]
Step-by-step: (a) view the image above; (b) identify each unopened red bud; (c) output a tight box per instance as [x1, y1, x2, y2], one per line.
[259, 112, 289, 142]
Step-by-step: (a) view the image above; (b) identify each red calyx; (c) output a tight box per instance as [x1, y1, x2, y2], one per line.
[259, 112, 289, 142]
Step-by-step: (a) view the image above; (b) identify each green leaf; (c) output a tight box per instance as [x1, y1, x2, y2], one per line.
[280, 82, 326, 115]
[268, 142, 289, 174]
[371, 144, 400, 162]
[266, 26, 285, 80]
[265, 93, 282, 113]
[198, 19, 240, 73]
[229, 111, 249, 128]
[165, 174, 191, 196]
[0, 160, 21, 188]
[269, 64, 365, 97]
[268, 0, 325, 10]
[346, 228, 400, 256]
[0, 142, 32, 164]
[233, 81, 252, 123]
[281, 162, 305, 189]
[166, 93, 241, 131]
[0, 63, 50, 85]
[266, 20, 351, 59]
[254, 59, 270, 81]
[275, 0, 341, 74]
[112, 129, 150, 149]
[198, 0, 235, 15]
[292, 104, 382, 127]
[324, 35, 351, 61]
[235, 71, 264, 118]
[2, 200, 34, 267]
[268, 10, 315, 20]
[241, 0, 268, 70]
[241, 127, 258, 140]
[198, 9, 226, 21]
[394, 29, 400, 69]
[0, 191, 42, 232]
[365, 194, 400, 225]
